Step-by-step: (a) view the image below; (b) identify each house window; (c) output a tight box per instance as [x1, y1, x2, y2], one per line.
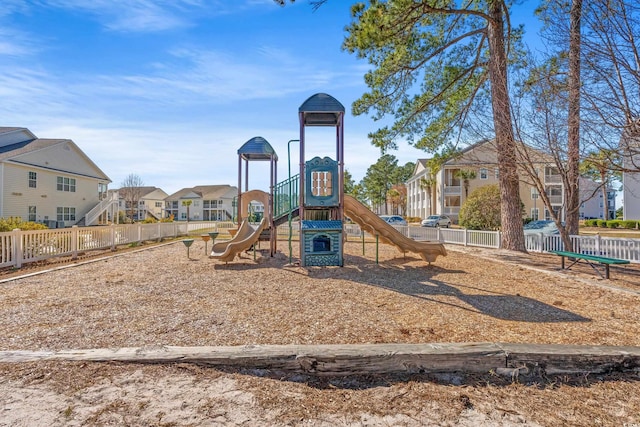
[155, 202, 162, 208]
[479, 168, 488, 179]
[57, 176, 76, 192]
[28, 206, 36, 222]
[181, 212, 186, 219]
[193, 201, 200, 207]
[494, 168, 499, 179]
[56, 207, 76, 221]
[531, 208, 539, 221]
[28, 171, 37, 188]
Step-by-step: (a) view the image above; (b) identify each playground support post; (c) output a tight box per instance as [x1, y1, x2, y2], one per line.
[287, 139, 300, 265]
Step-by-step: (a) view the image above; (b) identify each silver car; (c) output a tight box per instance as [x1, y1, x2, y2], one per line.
[421, 215, 452, 228]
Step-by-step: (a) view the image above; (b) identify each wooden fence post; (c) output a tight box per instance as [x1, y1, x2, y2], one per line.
[110, 224, 116, 251]
[71, 226, 78, 260]
[12, 228, 22, 269]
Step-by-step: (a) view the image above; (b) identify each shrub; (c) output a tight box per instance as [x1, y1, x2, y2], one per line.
[606, 220, 621, 228]
[459, 184, 501, 230]
[142, 218, 158, 224]
[622, 220, 638, 229]
[0, 217, 48, 232]
[584, 219, 599, 227]
[596, 220, 607, 228]
[160, 215, 174, 223]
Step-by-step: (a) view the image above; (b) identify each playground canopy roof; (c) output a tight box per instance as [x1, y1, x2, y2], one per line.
[299, 93, 345, 127]
[237, 136, 278, 161]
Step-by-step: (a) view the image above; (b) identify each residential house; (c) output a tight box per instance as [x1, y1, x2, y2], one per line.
[164, 185, 237, 221]
[110, 186, 169, 222]
[406, 159, 431, 220]
[406, 139, 615, 224]
[579, 177, 616, 220]
[0, 127, 112, 227]
[622, 126, 640, 220]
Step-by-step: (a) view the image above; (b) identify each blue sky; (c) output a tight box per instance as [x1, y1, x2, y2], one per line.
[1, 0, 542, 195]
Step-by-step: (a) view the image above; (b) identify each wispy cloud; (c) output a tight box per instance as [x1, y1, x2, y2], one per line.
[60, 45, 357, 108]
[33, 0, 280, 33]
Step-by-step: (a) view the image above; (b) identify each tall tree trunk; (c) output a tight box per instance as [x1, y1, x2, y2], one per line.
[487, 0, 526, 252]
[431, 186, 436, 215]
[601, 170, 608, 219]
[564, 0, 583, 247]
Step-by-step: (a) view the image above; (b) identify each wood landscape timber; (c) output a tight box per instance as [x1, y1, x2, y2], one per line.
[2, 343, 640, 377]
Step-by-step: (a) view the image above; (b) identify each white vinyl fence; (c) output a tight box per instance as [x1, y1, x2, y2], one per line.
[0, 222, 222, 269]
[0, 222, 638, 270]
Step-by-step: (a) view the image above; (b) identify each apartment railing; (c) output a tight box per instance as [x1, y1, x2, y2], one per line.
[548, 195, 563, 204]
[545, 174, 563, 183]
[84, 192, 119, 226]
[1, 221, 638, 271]
[443, 207, 460, 215]
[444, 185, 461, 195]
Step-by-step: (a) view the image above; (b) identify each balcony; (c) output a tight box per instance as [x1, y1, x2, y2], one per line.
[444, 207, 460, 215]
[545, 174, 562, 184]
[548, 195, 563, 204]
[444, 185, 461, 195]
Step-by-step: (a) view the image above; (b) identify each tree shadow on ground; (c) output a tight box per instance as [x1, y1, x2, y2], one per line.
[303, 252, 590, 323]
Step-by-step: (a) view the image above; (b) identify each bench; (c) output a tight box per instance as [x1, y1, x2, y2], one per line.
[549, 250, 630, 279]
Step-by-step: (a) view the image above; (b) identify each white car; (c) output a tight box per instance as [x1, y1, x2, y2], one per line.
[523, 220, 559, 235]
[421, 215, 452, 228]
[379, 215, 408, 226]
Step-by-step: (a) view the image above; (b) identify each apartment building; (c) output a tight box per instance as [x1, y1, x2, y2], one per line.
[407, 139, 615, 223]
[0, 127, 112, 227]
[164, 185, 237, 221]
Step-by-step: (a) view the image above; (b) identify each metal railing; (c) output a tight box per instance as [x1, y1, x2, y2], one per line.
[274, 174, 300, 220]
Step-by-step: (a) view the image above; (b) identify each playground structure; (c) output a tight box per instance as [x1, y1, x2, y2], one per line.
[210, 93, 446, 265]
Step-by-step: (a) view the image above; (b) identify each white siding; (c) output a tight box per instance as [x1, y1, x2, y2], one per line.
[2, 163, 105, 225]
[11, 141, 100, 178]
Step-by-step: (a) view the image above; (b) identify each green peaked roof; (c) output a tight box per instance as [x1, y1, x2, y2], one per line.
[299, 93, 345, 126]
[238, 136, 278, 161]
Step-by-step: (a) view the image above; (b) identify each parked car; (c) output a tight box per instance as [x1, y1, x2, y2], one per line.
[523, 220, 559, 235]
[379, 215, 408, 226]
[421, 215, 452, 228]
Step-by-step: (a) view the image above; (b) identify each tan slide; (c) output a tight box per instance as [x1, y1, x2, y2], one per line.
[344, 195, 446, 263]
[210, 189, 271, 262]
[210, 218, 268, 262]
